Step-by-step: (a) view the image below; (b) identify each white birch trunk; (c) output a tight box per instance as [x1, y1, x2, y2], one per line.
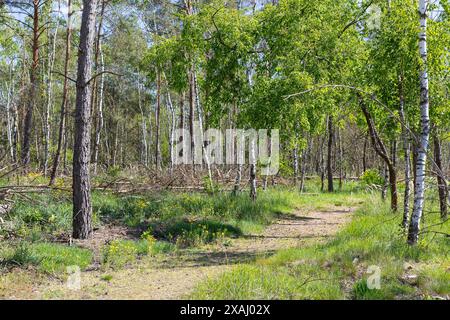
[137, 77, 148, 166]
[166, 91, 176, 173]
[408, 0, 430, 245]
[193, 71, 213, 191]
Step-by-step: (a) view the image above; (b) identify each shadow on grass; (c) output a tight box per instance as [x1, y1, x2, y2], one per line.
[150, 218, 243, 241]
[274, 212, 322, 221]
[154, 248, 279, 269]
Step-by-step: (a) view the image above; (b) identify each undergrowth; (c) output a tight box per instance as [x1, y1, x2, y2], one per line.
[192, 195, 449, 300]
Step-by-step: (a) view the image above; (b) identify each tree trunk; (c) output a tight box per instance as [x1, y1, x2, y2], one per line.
[338, 127, 343, 190]
[92, 0, 106, 174]
[399, 74, 411, 228]
[43, 24, 58, 177]
[165, 85, 176, 172]
[360, 95, 398, 211]
[433, 136, 448, 220]
[363, 133, 368, 173]
[178, 92, 185, 159]
[250, 141, 257, 201]
[299, 137, 310, 193]
[72, 0, 99, 239]
[327, 115, 334, 192]
[381, 163, 388, 201]
[5, 65, 15, 162]
[408, 0, 430, 245]
[50, 0, 72, 185]
[22, 1, 41, 169]
[262, 139, 272, 191]
[188, 66, 195, 169]
[320, 135, 325, 192]
[293, 146, 298, 186]
[137, 76, 148, 166]
[193, 71, 213, 190]
[92, 38, 105, 174]
[155, 70, 162, 171]
[233, 164, 242, 195]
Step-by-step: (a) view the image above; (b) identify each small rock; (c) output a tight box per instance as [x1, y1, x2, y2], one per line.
[352, 257, 359, 265]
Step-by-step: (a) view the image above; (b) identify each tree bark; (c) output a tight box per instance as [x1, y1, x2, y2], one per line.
[433, 136, 448, 220]
[21, 0, 41, 170]
[363, 133, 368, 173]
[320, 135, 325, 192]
[72, 0, 99, 239]
[408, 0, 430, 245]
[359, 95, 398, 211]
[338, 127, 343, 190]
[137, 76, 148, 166]
[399, 74, 411, 228]
[50, 0, 72, 185]
[233, 164, 242, 195]
[293, 146, 298, 186]
[250, 141, 257, 201]
[193, 70, 213, 190]
[327, 115, 334, 192]
[92, 0, 107, 174]
[188, 66, 195, 169]
[155, 70, 162, 171]
[43, 25, 58, 177]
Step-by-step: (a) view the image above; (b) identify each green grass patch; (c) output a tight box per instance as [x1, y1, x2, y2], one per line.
[192, 195, 449, 300]
[0, 242, 93, 274]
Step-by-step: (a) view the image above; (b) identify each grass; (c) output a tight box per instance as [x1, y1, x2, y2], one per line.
[94, 187, 316, 266]
[0, 241, 93, 275]
[191, 195, 449, 300]
[1, 177, 447, 299]
[0, 178, 366, 277]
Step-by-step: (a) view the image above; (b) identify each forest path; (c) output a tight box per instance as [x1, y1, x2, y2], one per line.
[30, 205, 355, 299]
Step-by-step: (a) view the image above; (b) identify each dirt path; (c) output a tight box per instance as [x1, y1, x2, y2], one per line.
[18, 206, 355, 300]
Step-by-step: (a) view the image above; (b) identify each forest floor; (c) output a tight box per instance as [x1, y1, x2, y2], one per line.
[1, 179, 448, 300]
[1, 203, 355, 299]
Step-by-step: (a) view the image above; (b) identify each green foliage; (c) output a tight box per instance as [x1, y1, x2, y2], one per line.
[103, 240, 139, 269]
[360, 169, 384, 187]
[6, 242, 41, 267]
[152, 219, 240, 248]
[3, 193, 73, 239]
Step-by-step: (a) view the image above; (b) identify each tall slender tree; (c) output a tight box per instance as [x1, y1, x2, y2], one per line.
[50, 0, 73, 185]
[72, 0, 99, 239]
[408, 0, 430, 245]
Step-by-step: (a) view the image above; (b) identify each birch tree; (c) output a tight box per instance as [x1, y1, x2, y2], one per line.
[408, 0, 430, 245]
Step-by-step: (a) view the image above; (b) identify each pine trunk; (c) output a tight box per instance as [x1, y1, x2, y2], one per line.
[72, 0, 99, 239]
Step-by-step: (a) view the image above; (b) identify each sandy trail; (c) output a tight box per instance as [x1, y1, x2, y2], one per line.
[7, 206, 355, 299]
